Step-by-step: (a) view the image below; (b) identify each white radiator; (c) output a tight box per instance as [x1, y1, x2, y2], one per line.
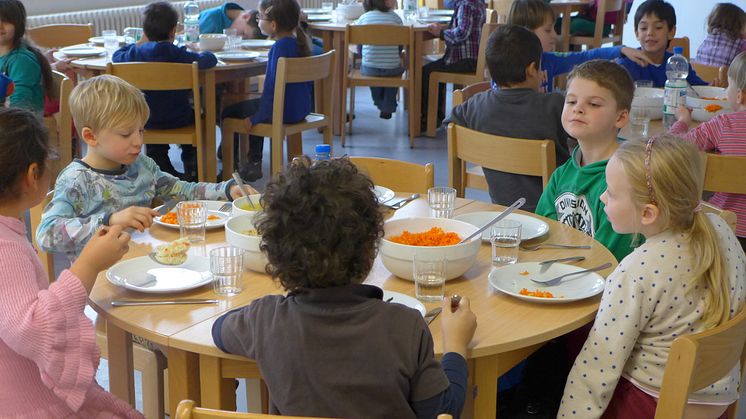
[28, 0, 224, 36]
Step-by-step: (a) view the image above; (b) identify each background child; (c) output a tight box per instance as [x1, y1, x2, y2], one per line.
[559, 135, 746, 418]
[536, 60, 637, 262]
[694, 2, 746, 68]
[36, 75, 250, 260]
[672, 51, 746, 250]
[212, 157, 477, 417]
[449, 25, 571, 212]
[200, 2, 263, 39]
[355, 0, 403, 120]
[113, 1, 217, 181]
[565, 0, 633, 38]
[422, 0, 485, 130]
[508, 0, 652, 93]
[616, 0, 708, 87]
[221, 0, 313, 182]
[0, 107, 141, 418]
[0, 0, 53, 115]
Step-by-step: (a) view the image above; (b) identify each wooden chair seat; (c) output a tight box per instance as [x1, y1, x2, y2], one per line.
[347, 69, 409, 87]
[144, 126, 199, 143]
[175, 399, 326, 418]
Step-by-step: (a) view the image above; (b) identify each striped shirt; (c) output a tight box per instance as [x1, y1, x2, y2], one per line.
[694, 30, 746, 68]
[670, 110, 746, 237]
[443, 0, 485, 65]
[355, 11, 403, 70]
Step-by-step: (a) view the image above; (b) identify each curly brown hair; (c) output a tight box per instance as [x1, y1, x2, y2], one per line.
[256, 157, 384, 291]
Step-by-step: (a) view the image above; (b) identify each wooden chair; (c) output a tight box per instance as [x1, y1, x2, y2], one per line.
[568, 0, 626, 49]
[700, 202, 737, 233]
[668, 36, 690, 60]
[28, 191, 56, 282]
[447, 123, 556, 197]
[704, 153, 746, 195]
[485, 8, 498, 24]
[349, 157, 434, 194]
[342, 24, 415, 147]
[488, 0, 514, 23]
[27, 23, 93, 49]
[174, 400, 329, 418]
[452, 80, 491, 107]
[106, 62, 209, 181]
[221, 50, 335, 178]
[691, 62, 729, 86]
[44, 71, 75, 182]
[655, 307, 746, 419]
[425, 22, 498, 137]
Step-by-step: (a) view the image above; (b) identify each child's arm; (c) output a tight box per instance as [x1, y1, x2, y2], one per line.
[441, 2, 482, 46]
[547, 46, 650, 79]
[6, 50, 42, 111]
[669, 110, 723, 152]
[177, 47, 218, 69]
[146, 156, 241, 200]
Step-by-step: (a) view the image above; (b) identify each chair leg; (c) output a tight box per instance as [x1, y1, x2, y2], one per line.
[349, 86, 355, 135]
[407, 85, 416, 148]
[341, 84, 348, 148]
[220, 122, 235, 181]
[287, 133, 302, 162]
[135, 344, 166, 419]
[270, 134, 283, 175]
[427, 75, 441, 137]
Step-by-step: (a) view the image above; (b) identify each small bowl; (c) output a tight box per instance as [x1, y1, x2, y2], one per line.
[225, 214, 268, 273]
[337, 2, 364, 19]
[199, 33, 227, 51]
[379, 217, 481, 281]
[686, 86, 731, 122]
[632, 87, 664, 120]
[231, 194, 263, 218]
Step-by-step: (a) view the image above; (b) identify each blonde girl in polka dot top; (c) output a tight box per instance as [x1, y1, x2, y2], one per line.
[559, 135, 746, 418]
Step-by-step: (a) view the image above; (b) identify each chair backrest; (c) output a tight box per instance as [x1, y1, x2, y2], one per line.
[704, 153, 746, 195]
[446, 123, 556, 197]
[174, 399, 330, 418]
[474, 23, 499, 82]
[346, 23, 413, 47]
[700, 202, 737, 233]
[489, 0, 514, 22]
[349, 157, 434, 194]
[106, 61, 202, 140]
[569, 0, 625, 48]
[29, 190, 56, 283]
[485, 9, 497, 24]
[48, 71, 75, 179]
[655, 306, 746, 419]
[27, 23, 94, 49]
[691, 62, 729, 87]
[668, 36, 690, 60]
[452, 81, 491, 107]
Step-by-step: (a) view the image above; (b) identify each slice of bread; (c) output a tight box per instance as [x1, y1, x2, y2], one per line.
[154, 237, 191, 265]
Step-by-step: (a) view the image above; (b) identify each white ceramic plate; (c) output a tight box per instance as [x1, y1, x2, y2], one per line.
[307, 14, 333, 21]
[59, 45, 106, 57]
[239, 39, 276, 48]
[418, 16, 452, 23]
[88, 36, 126, 45]
[107, 255, 213, 294]
[382, 290, 426, 316]
[215, 51, 261, 61]
[454, 212, 549, 242]
[153, 200, 230, 230]
[428, 9, 454, 15]
[373, 185, 395, 204]
[488, 262, 605, 303]
[302, 8, 328, 14]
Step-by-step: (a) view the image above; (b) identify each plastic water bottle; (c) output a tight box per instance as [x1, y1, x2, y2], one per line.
[314, 144, 332, 161]
[183, 1, 200, 43]
[663, 46, 688, 130]
[403, 0, 418, 21]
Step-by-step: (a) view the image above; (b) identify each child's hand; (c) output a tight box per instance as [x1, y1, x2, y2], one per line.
[710, 77, 725, 88]
[244, 117, 253, 133]
[441, 295, 477, 358]
[109, 206, 160, 232]
[229, 184, 258, 199]
[427, 23, 443, 37]
[675, 105, 692, 125]
[70, 225, 131, 293]
[621, 47, 654, 67]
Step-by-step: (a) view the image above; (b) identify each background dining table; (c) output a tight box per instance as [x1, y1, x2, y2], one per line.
[55, 45, 268, 182]
[88, 194, 617, 417]
[549, 0, 592, 52]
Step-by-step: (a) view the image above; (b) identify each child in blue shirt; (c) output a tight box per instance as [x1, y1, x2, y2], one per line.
[616, 0, 708, 87]
[113, 1, 217, 181]
[199, 2, 263, 39]
[220, 0, 312, 181]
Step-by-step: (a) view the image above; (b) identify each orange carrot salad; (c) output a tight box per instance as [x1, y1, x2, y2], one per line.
[704, 104, 722, 113]
[159, 212, 220, 225]
[389, 227, 461, 246]
[519, 288, 555, 298]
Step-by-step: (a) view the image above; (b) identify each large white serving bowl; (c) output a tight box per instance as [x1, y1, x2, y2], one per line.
[380, 217, 482, 281]
[199, 33, 227, 51]
[225, 214, 268, 273]
[231, 194, 263, 218]
[632, 87, 664, 120]
[686, 86, 731, 122]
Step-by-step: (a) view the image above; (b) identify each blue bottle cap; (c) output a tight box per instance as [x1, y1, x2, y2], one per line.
[315, 144, 331, 153]
[673, 46, 684, 55]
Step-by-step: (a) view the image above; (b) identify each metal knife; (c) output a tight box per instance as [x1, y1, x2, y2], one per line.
[111, 299, 219, 307]
[538, 255, 586, 273]
[424, 307, 442, 325]
[157, 197, 181, 215]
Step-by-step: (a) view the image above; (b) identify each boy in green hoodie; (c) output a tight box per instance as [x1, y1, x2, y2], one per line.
[535, 60, 637, 261]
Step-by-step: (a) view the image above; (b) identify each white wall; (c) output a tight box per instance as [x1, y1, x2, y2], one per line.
[622, 0, 746, 61]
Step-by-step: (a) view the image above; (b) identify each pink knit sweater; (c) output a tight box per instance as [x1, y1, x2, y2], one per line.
[0, 215, 142, 418]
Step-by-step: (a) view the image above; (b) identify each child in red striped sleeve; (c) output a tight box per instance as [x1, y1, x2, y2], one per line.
[672, 51, 746, 249]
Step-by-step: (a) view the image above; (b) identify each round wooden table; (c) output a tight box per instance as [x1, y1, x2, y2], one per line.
[89, 196, 617, 417]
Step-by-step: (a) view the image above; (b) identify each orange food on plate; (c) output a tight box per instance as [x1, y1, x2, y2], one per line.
[704, 104, 723, 113]
[699, 97, 723, 100]
[160, 212, 178, 225]
[519, 271, 530, 276]
[389, 227, 461, 246]
[519, 288, 555, 298]
[208, 214, 221, 221]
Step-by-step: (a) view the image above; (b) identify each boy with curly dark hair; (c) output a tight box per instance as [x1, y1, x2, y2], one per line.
[212, 157, 477, 418]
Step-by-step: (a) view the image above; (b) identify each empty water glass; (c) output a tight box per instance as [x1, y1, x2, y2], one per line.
[177, 201, 207, 243]
[123, 27, 143, 44]
[321, 1, 333, 11]
[211, 246, 245, 296]
[413, 251, 446, 302]
[428, 187, 456, 218]
[223, 28, 241, 50]
[102, 30, 118, 59]
[634, 80, 653, 89]
[491, 220, 521, 265]
[418, 6, 429, 19]
[630, 105, 650, 139]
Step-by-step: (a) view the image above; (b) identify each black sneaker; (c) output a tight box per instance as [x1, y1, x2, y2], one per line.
[379, 111, 392, 120]
[238, 161, 263, 182]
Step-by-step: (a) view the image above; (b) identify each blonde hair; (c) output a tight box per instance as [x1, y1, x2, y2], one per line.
[614, 135, 730, 329]
[69, 75, 150, 135]
[728, 51, 746, 91]
[567, 60, 634, 111]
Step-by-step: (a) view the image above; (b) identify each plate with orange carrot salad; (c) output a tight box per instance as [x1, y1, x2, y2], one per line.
[388, 227, 461, 246]
[153, 200, 230, 230]
[488, 262, 606, 303]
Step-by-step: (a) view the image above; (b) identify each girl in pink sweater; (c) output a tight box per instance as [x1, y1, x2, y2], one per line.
[0, 108, 141, 417]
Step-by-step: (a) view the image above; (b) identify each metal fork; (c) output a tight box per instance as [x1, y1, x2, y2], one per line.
[218, 202, 232, 213]
[520, 243, 592, 251]
[530, 262, 612, 286]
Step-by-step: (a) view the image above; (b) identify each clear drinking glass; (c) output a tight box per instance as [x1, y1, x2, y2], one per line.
[177, 201, 207, 243]
[321, 1, 333, 11]
[428, 186, 456, 218]
[102, 30, 119, 59]
[211, 246, 245, 296]
[490, 220, 521, 265]
[123, 27, 143, 44]
[630, 105, 651, 139]
[634, 80, 653, 89]
[413, 251, 446, 302]
[223, 28, 241, 50]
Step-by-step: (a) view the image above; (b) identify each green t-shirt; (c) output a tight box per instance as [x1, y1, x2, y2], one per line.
[535, 146, 637, 262]
[0, 44, 43, 114]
